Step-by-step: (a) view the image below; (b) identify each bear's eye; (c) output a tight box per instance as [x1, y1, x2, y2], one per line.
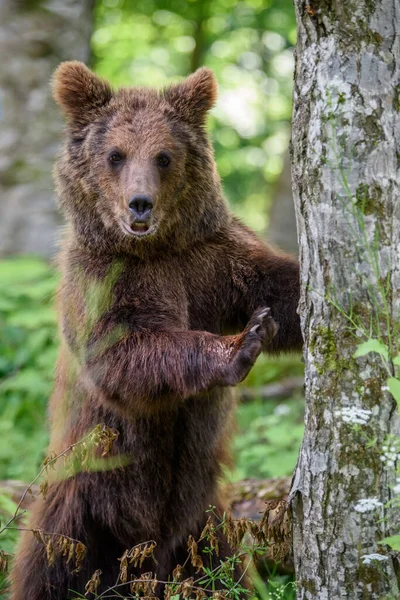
[109, 151, 123, 165]
[156, 152, 171, 168]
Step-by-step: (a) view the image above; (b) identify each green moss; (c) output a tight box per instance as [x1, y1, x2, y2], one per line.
[363, 115, 384, 145]
[313, 0, 382, 51]
[309, 326, 339, 375]
[337, 436, 380, 471]
[309, 325, 357, 376]
[355, 183, 384, 217]
[300, 578, 316, 595]
[357, 564, 398, 596]
[355, 24, 384, 46]
[370, 30, 384, 45]
[363, 0, 377, 14]
[364, 375, 386, 404]
[393, 86, 400, 112]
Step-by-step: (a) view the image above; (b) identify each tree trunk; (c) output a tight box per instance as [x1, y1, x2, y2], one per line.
[0, 0, 94, 259]
[290, 1, 400, 598]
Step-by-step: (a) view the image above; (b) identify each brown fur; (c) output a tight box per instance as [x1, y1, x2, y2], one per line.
[10, 63, 302, 600]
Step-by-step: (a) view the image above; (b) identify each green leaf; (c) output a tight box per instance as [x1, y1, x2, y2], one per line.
[378, 535, 400, 551]
[388, 378, 400, 409]
[354, 339, 389, 361]
[393, 355, 400, 366]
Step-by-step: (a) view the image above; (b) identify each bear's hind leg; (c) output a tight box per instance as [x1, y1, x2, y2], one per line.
[10, 494, 125, 600]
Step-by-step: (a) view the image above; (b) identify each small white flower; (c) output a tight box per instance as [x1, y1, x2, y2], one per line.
[361, 553, 388, 565]
[380, 442, 400, 469]
[354, 498, 383, 513]
[381, 386, 389, 392]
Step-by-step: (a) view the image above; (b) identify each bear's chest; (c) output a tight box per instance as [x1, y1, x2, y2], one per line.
[114, 257, 190, 329]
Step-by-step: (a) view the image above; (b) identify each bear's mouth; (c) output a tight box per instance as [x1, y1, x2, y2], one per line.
[122, 221, 157, 238]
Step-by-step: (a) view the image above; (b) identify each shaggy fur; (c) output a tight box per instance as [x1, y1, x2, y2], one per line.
[10, 62, 302, 599]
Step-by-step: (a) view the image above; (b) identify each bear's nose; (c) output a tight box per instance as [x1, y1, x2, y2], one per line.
[128, 195, 153, 221]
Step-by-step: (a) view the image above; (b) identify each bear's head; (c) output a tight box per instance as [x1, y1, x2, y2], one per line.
[53, 62, 229, 255]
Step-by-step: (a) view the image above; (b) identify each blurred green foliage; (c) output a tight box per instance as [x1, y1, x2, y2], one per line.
[242, 353, 303, 388]
[0, 258, 57, 481]
[92, 0, 296, 232]
[233, 354, 304, 481]
[0, 258, 58, 594]
[232, 398, 304, 481]
[0, 492, 19, 591]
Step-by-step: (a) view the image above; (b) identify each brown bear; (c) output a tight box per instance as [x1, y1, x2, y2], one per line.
[10, 62, 302, 600]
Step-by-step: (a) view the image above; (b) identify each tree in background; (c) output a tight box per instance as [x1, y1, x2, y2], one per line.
[290, 0, 400, 597]
[0, 0, 94, 258]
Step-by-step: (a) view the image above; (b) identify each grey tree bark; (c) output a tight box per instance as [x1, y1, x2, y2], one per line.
[0, 0, 94, 258]
[290, 0, 400, 598]
[267, 151, 298, 256]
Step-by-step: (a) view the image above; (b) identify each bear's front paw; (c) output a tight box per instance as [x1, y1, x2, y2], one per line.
[220, 307, 278, 386]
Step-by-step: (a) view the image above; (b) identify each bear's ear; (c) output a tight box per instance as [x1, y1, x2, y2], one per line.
[165, 67, 217, 125]
[52, 61, 112, 126]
